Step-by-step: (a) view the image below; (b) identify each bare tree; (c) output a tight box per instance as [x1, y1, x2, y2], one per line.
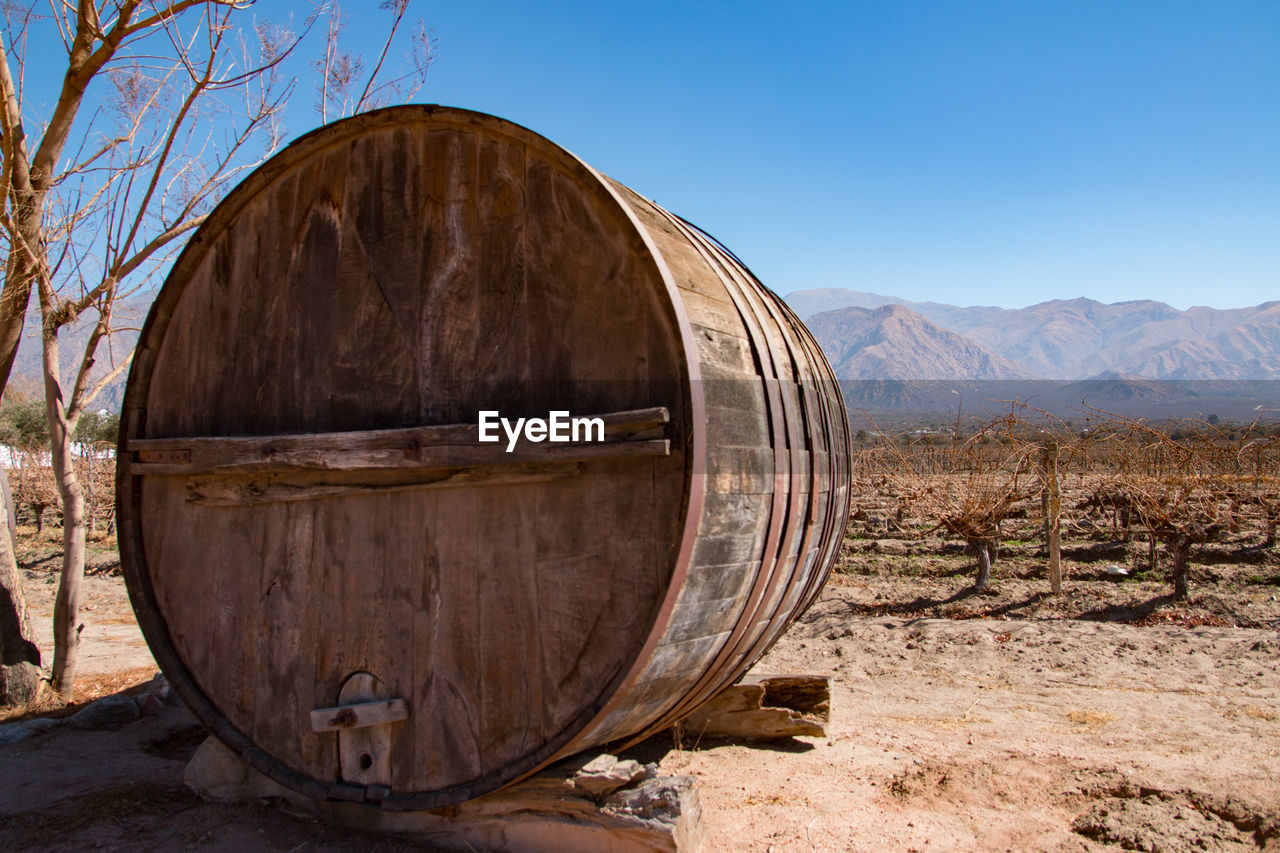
[0, 0, 197, 703]
[1078, 414, 1236, 601]
[9, 445, 58, 532]
[313, 0, 435, 122]
[886, 411, 1040, 594]
[1235, 433, 1279, 548]
[1, 0, 432, 702]
[32, 1, 300, 698]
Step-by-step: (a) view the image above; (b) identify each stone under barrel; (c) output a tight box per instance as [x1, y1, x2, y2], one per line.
[116, 105, 851, 810]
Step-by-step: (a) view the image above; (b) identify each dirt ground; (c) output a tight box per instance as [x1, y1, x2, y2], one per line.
[2, 524, 1278, 852]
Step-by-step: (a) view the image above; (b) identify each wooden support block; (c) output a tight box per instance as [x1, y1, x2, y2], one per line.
[675, 673, 829, 742]
[185, 738, 703, 852]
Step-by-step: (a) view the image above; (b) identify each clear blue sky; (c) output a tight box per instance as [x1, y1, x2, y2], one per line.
[291, 0, 1277, 312]
[78, 2, 1280, 311]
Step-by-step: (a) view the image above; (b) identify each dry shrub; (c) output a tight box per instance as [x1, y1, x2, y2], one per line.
[8, 445, 116, 536]
[8, 450, 59, 532]
[1076, 414, 1277, 599]
[876, 410, 1048, 592]
[848, 406, 1278, 601]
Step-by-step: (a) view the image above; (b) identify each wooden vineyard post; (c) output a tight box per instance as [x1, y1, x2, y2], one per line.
[1041, 473, 1049, 551]
[1041, 440, 1062, 594]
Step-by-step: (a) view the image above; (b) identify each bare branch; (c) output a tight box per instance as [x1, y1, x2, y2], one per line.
[71, 213, 205, 313]
[117, 0, 240, 38]
[0, 30, 33, 194]
[355, 0, 406, 110]
[82, 351, 133, 412]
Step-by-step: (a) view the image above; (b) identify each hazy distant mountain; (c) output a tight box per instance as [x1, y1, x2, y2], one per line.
[9, 284, 1276, 414]
[839, 378, 1280, 425]
[787, 288, 1280, 379]
[806, 304, 1033, 379]
[784, 288, 906, 319]
[8, 297, 148, 410]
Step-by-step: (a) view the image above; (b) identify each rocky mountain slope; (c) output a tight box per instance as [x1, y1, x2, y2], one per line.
[804, 304, 1032, 379]
[790, 288, 1280, 379]
[6, 287, 1276, 411]
[7, 297, 148, 410]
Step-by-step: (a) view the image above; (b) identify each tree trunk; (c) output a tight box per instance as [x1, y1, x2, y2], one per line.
[0, 468, 42, 706]
[1171, 534, 1191, 601]
[48, 423, 87, 699]
[0, 217, 41, 396]
[0, 144, 47, 398]
[0, 200, 44, 707]
[972, 538, 992, 593]
[1147, 532, 1157, 572]
[0, 54, 47, 703]
[43, 319, 86, 699]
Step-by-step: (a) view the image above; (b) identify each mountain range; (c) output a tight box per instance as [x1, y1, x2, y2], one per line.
[6, 288, 1276, 420]
[787, 288, 1280, 380]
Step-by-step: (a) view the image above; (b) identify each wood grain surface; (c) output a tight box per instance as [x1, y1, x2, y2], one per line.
[117, 106, 850, 809]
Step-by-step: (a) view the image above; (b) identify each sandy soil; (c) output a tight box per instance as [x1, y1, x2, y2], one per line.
[2, 535, 1278, 851]
[668, 585, 1280, 851]
[16, 545, 155, 686]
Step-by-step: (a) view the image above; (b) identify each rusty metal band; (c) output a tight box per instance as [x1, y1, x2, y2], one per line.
[778, 312, 849, 617]
[612, 203, 790, 739]
[762, 292, 847, 616]
[645, 204, 793, 732]
[691, 233, 818, 674]
[772, 314, 843, 629]
[547, 173, 709, 757]
[680, 229, 839, 660]
[677, 215, 809, 672]
[785, 304, 852, 614]
[668, 221, 849, 637]
[715, 267, 827, 663]
[624, 207, 800, 738]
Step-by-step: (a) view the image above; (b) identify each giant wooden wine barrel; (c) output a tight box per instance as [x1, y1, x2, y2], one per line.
[118, 106, 851, 810]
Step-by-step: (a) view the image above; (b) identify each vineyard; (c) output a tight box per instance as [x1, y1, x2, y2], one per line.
[836, 412, 1280, 628]
[3, 411, 1279, 851]
[5, 409, 1279, 616]
[1, 396, 119, 536]
[6, 448, 116, 537]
